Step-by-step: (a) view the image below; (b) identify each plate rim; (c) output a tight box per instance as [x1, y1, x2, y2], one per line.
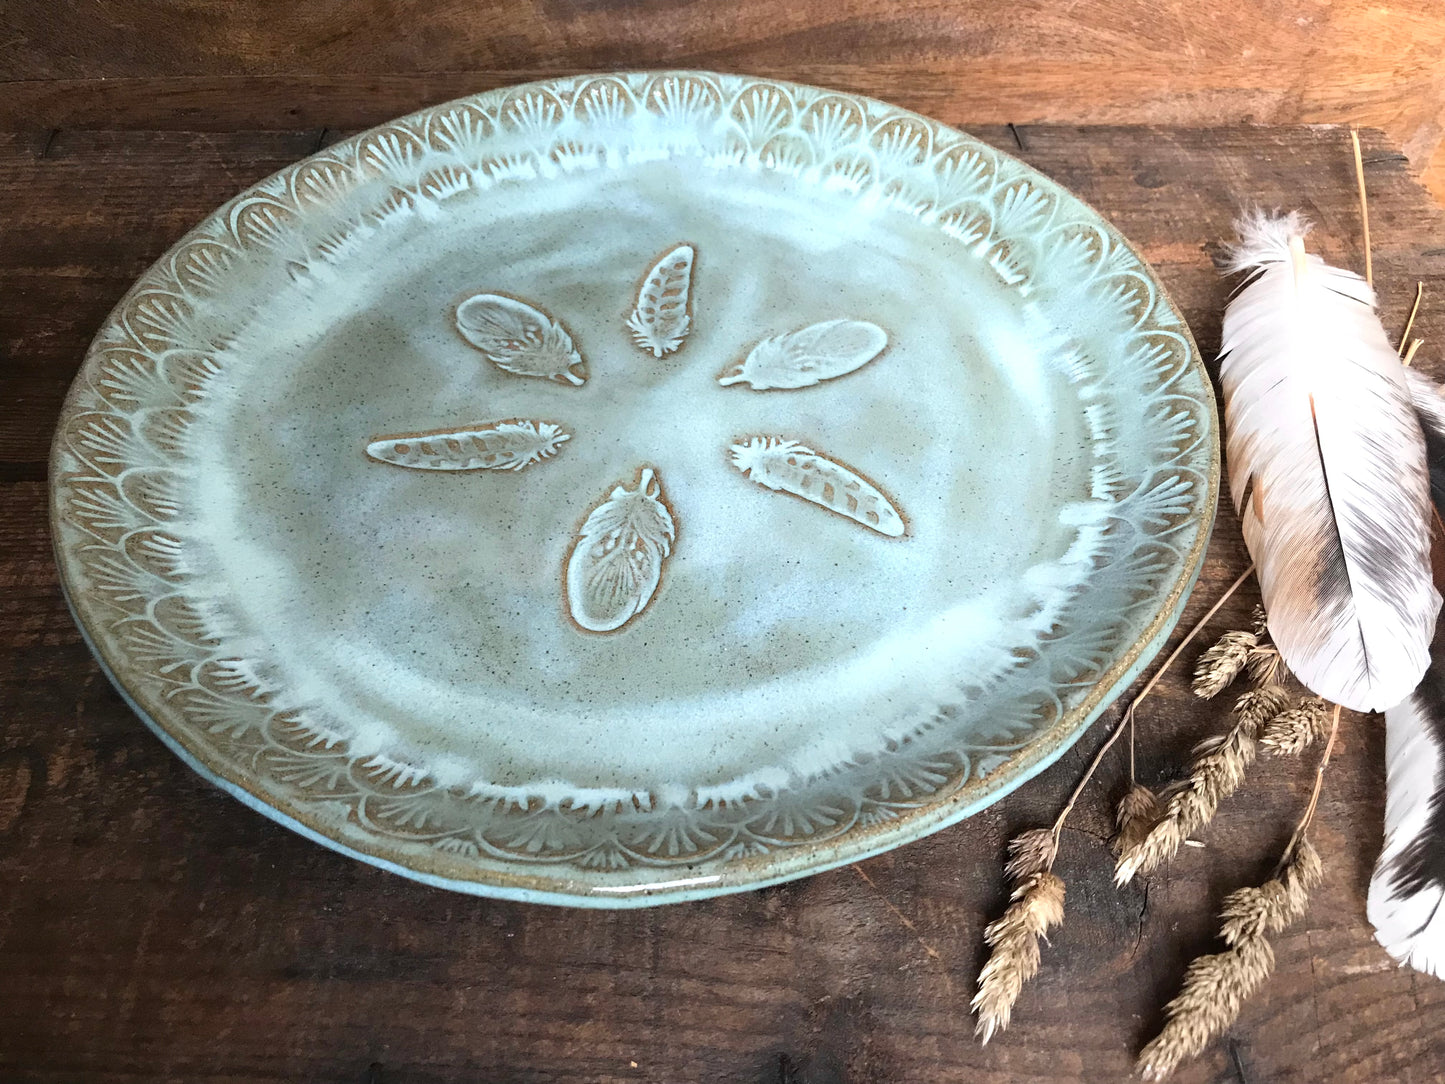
[49, 70, 1221, 906]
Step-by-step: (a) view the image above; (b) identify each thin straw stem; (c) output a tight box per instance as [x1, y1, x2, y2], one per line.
[1275, 704, 1341, 876]
[1129, 705, 1137, 785]
[1400, 282, 1424, 355]
[1351, 129, 1373, 288]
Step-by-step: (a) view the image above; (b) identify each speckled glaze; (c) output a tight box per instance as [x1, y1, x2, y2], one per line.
[50, 73, 1218, 906]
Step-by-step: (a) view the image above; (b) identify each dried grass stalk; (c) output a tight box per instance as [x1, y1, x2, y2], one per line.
[1233, 684, 1292, 738]
[1112, 783, 1161, 857]
[1191, 629, 1258, 698]
[972, 870, 1065, 1044]
[1245, 642, 1285, 687]
[1399, 281, 1424, 355]
[1250, 605, 1269, 637]
[1260, 696, 1330, 756]
[1004, 827, 1057, 880]
[972, 828, 1066, 1045]
[1136, 940, 1275, 1080]
[1136, 834, 1323, 1080]
[1280, 837, 1323, 918]
[1218, 882, 1290, 945]
[1115, 686, 1289, 884]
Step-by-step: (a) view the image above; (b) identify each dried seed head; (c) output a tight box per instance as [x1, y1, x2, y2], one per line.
[1260, 697, 1330, 756]
[1137, 834, 1321, 1079]
[1245, 643, 1286, 687]
[1232, 683, 1292, 739]
[1279, 836, 1323, 921]
[1116, 809, 1189, 885]
[1137, 940, 1276, 1081]
[1014, 870, 1066, 927]
[1004, 828, 1058, 881]
[1115, 721, 1258, 884]
[972, 871, 1066, 1044]
[1113, 784, 1162, 856]
[1190, 732, 1228, 758]
[1191, 726, 1257, 798]
[1250, 605, 1269, 637]
[1219, 882, 1289, 945]
[1192, 629, 1258, 698]
[1219, 841, 1322, 944]
[1287, 837, 1323, 890]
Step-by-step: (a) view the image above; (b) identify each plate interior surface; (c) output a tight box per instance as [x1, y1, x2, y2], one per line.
[51, 73, 1218, 905]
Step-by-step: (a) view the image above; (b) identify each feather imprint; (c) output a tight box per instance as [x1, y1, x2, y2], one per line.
[717, 319, 888, 389]
[565, 467, 675, 633]
[627, 244, 694, 357]
[365, 420, 569, 472]
[1218, 211, 1439, 711]
[454, 293, 587, 385]
[730, 436, 905, 537]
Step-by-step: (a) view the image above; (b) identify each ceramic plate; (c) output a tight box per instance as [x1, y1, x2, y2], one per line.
[51, 73, 1218, 906]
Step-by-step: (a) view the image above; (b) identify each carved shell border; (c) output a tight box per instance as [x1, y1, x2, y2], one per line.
[50, 72, 1219, 905]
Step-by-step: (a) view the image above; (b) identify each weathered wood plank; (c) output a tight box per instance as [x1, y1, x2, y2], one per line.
[0, 130, 321, 479]
[2, 125, 1445, 1084]
[0, 0, 1443, 195]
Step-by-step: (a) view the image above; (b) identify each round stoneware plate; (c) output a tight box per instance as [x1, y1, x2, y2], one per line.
[51, 73, 1218, 906]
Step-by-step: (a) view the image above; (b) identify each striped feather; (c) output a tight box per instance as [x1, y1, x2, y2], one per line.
[1218, 211, 1439, 712]
[1369, 368, 1445, 977]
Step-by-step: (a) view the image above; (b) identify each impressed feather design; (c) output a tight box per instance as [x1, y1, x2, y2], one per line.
[627, 244, 694, 358]
[1369, 367, 1445, 977]
[365, 420, 569, 472]
[717, 319, 888, 390]
[565, 467, 675, 633]
[1218, 212, 1439, 712]
[454, 293, 587, 385]
[730, 436, 905, 537]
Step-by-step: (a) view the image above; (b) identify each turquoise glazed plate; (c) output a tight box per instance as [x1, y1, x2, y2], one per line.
[51, 73, 1218, 906]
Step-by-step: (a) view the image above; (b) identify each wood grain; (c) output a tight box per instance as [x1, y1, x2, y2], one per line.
[4, 123, 1445, 1083]
[2, 0, 1444, 201]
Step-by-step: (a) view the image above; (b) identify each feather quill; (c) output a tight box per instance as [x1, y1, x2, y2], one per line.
[1369, 367, 1445, 977]
[1218, 211, 1439, 712]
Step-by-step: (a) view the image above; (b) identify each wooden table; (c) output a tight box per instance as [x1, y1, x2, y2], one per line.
[4, 119, 1445, 1083]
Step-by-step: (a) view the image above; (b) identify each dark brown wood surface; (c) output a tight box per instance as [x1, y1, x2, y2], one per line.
[4, 121, 1445, 1084]
[2, 0, 1445, 201]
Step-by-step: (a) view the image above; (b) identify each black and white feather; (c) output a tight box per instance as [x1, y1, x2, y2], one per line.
[1369, 368, 1445, 977]
[1218, 211, 1439, 712]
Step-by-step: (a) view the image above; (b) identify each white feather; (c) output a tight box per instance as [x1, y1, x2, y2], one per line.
[1371, 685, 1445, 976]
[1369, 367, 1445, 977]
[1218, 211, 1439, 711]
